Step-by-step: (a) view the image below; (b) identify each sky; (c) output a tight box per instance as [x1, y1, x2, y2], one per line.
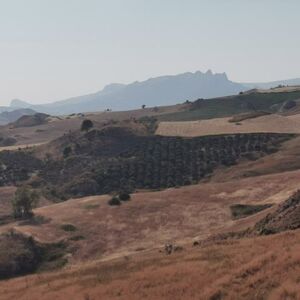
[0, 0, 300, 105]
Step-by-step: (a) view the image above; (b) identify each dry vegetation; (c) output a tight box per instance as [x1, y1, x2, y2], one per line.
[1, 89, 300, 299]
[1, 230, 300, 300]
[156, 114, 300, 137]
[228, 111, 271, 123]
[3, 166, 300, 264]
[0, 104, 185, 147]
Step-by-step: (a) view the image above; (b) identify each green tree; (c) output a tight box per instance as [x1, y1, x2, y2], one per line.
[63, 146, 72, 158]
[81, 119, 94, 132]
[12, 186, 39, 218]
[118, 192, 131, 201]
[108, 196, 121, 206]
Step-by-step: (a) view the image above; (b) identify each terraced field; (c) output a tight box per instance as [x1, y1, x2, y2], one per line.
[33, 130, 293, 199]
[156, 114, 300, 137]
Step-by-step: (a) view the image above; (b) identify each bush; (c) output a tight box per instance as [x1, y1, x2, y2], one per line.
[119, 193, 131, 201]
[12, 186, 39, 219]
[230, 204, 273, 219]
[108, 196, 121, 206]
[63, 146, 72, 158]
[81, 119, 94, 132]
[60, 224, 77, 232]
[69, 235, 85, 241]
[61, 175, 100, 198]
[0, 232, 40, 279]
[0, 232, 67, 279]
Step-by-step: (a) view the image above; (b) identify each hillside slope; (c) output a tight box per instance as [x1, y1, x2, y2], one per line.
[0, 108, 36, 125]
[1, 106, 300, 299]
[1, 229, 299, 300]
[157, 90, 300, 121]
[1, 166, 300, 299]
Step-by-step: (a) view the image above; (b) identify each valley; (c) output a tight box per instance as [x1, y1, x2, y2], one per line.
[2, 2, 300, 299]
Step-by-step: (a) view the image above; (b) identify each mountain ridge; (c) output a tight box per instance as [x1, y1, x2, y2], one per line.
[8, 70, 244, 115]
[7, 71, 300, 116]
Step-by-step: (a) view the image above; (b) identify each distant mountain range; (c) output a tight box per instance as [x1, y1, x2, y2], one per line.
[6, 71, 300, 116]
[0, 108, 36, 126]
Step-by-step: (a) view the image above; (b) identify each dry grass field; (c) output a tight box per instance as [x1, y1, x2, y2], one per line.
[2, 165, 300, 263]
[156, 114, 300, 137]
[1, 229, 300, 300]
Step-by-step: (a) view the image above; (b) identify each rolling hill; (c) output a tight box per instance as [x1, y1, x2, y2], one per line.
[1, 85, 300, 299]
[0, 108, 36, 125]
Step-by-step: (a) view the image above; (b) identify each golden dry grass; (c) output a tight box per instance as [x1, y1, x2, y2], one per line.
[156, 114, 300, 137]
[1, 108, 300, 299]
[2, 167, 300, 264]
[1, 230, 300, 300]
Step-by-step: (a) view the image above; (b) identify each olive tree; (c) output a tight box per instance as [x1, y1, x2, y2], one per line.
[12, 186, 39, 218]
[81, 119, 94, 132]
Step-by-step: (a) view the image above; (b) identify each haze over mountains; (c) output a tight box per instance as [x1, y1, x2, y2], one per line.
[242, 78, 300, 90]
[7, 70, 300, 116]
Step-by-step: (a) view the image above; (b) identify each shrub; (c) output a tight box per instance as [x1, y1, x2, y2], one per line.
[0, 232, 40, 279]
[60, 224, 77, 232]
[0, 232, 67, 279]
[12, 186, 39, 219]
[119, 192, 131, 201]
[69, 235, 85, 241]
[81, 119, 94, 132]
[63, 146, 72, 158]
[62, 176, 100, 198]
[108, 196, 121, 206]
[230, 204, 273, 219]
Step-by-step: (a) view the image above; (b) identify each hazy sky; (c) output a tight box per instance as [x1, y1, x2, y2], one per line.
[1, 0, 300, 105]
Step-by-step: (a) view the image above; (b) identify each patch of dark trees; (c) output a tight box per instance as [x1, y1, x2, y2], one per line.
[0, 150, 42, 185]
[0, 131, 294, 200]
[40, 132, 293, 199]
[0, 231, 67, 280]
